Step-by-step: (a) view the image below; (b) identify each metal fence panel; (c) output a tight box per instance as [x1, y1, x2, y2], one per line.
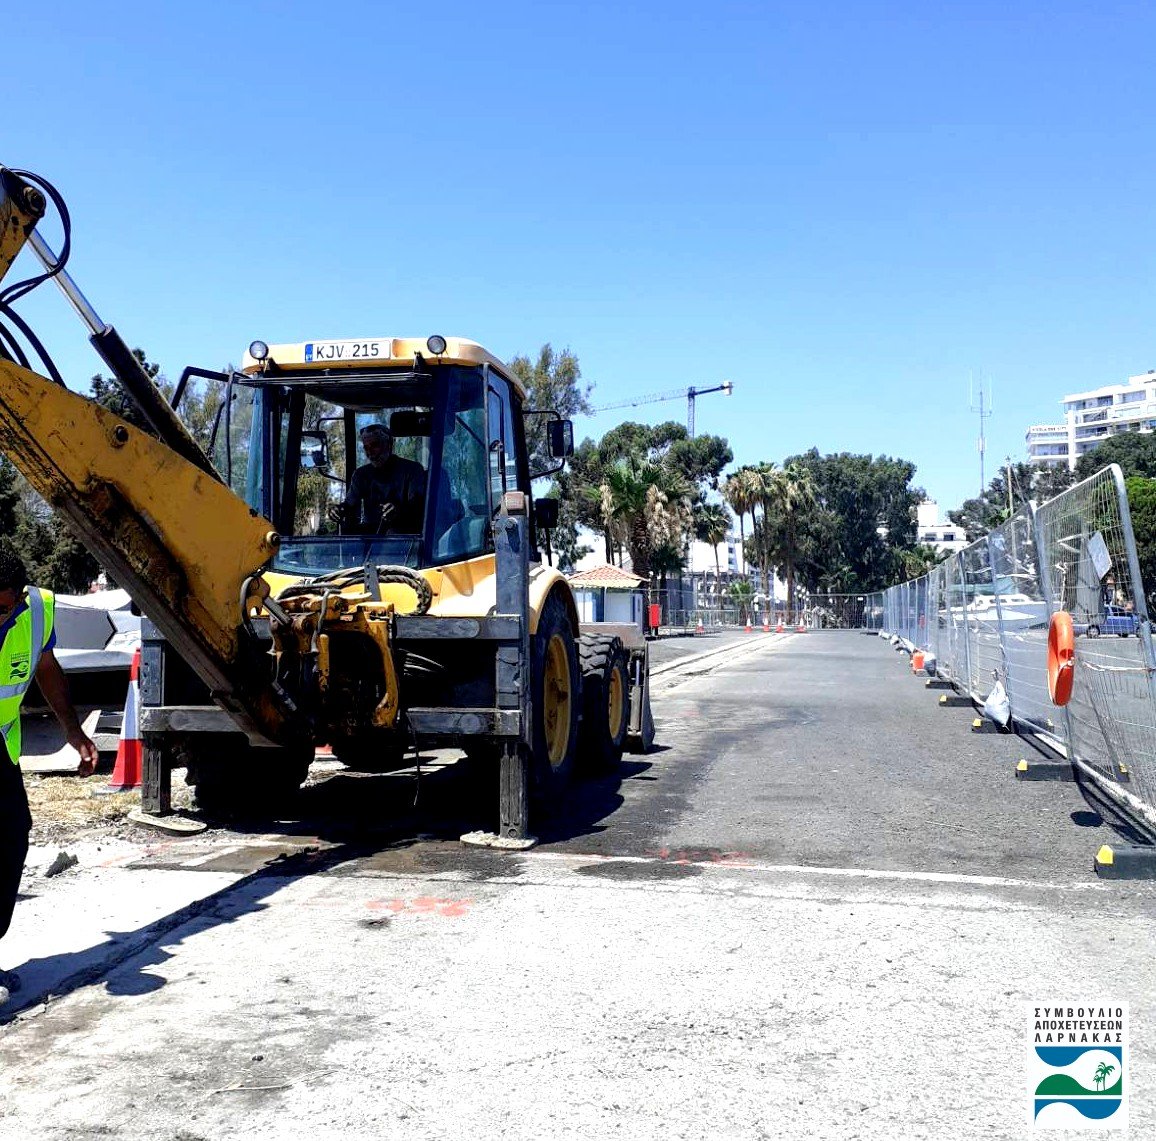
[988, 505, 1061, 744]
[1035, 465, 1156, 804]
[959, 538, 1001, 700]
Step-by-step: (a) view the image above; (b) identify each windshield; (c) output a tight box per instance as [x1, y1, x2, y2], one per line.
[224, 365, 494, 576]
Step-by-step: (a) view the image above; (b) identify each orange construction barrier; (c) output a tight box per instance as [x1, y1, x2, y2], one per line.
[107, 647, 142, 790]
[1047, 611, 1075, 706]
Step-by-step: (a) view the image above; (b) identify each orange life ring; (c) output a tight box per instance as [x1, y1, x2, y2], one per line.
[1047, 611, 1075, 706]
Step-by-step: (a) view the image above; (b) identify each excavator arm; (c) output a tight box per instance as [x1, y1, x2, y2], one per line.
[0, 359, 293, 743]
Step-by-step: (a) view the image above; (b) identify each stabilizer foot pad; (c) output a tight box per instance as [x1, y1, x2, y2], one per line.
[127, 808, 208, 834]
[460, 829, 538, 851]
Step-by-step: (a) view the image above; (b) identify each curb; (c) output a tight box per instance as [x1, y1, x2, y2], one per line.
[650, 631, 787, 679]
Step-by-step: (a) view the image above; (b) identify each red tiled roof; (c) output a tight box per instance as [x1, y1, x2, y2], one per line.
[567, 563, 647, 588]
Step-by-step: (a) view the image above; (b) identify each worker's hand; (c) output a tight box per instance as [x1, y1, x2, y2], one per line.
[327, 504, 347, 526]
[69, 730, 99, 777]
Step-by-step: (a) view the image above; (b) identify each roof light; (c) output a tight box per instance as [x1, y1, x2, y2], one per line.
[426, 335, 447, 355]
[248, 340, 269, 362]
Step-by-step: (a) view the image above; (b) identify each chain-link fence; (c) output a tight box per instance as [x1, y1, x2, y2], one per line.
[874, 464, 1156, 829]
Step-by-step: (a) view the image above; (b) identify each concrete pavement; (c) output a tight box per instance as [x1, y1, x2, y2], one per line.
[1, 630, 1153, 1139]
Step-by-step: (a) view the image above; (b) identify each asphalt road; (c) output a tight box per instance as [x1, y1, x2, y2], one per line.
[1, 631, 1153, 1139]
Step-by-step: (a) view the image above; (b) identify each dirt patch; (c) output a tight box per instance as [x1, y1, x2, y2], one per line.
[24, 772, 195, 845]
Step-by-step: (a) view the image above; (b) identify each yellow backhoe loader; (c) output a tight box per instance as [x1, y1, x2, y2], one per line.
[0, 166, 653, 846]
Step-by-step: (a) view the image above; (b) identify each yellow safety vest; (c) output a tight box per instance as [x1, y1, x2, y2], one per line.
[0, 587, 55, 765]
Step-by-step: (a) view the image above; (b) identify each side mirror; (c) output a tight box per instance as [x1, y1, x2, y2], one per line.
[547, 419, 574, 459]
[535, 497, 560, 530]
[300, 431, 329, 469]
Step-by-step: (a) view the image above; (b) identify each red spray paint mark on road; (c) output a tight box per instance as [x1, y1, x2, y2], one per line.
[645, 847, 752, 866]
[366, 896, 473, 918]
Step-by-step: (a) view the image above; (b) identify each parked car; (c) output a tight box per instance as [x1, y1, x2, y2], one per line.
[1084, 604, 1139, 638]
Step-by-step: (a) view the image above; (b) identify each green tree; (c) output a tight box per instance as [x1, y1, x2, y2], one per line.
[1076, 431, 1156, 481]
[1125, 476, 1156, 606]
[789, 449, 922, 591]
[509, 344, 593, 569]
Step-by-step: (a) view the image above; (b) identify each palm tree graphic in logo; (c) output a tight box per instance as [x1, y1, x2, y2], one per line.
[1093, 1063, 1116, 1092]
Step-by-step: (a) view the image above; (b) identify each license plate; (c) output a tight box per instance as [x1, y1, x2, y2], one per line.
[304, 339, 390, 363]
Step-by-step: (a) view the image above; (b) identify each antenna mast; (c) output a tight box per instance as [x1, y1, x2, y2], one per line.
[970, 376, 993, 495]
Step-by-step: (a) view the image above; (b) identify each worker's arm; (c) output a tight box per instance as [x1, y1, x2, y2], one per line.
[35, 648, 98, 775]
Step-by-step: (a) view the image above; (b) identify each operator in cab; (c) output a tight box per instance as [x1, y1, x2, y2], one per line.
[337, 423, 426, 534]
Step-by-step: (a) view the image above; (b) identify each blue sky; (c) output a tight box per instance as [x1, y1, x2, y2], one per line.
[6, 1, 1155, 517]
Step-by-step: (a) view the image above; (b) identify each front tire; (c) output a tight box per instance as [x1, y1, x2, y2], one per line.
[530, 592, 580, 804]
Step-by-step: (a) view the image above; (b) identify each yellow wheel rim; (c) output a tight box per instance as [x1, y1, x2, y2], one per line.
[543, 634, 573, 767]
[607, 663, 626, 740]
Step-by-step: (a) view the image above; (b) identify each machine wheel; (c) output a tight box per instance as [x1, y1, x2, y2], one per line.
[577, 633, 629, 773]
[180, 735, 313, 818]
[1087, 624, 1101, 638]
[529, 592, 580, 803]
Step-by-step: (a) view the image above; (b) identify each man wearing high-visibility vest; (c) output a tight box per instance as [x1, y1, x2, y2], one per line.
[0, 543, 97, 1007]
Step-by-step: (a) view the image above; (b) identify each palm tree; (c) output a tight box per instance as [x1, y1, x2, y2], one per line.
[694, 502, 731, 583]
[600, 455, 693, 585]
[762, 462, 817, 617]
[1093, 1063, 1115, 1091]
[723, 466, 762, 579]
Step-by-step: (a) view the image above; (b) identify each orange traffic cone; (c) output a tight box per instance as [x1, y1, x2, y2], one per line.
[912, 651, 925, 673]
[762, 615, 770, 632]
[745, 617, 753, 633]
[107, 647, 142, 791]
[796, 623, 807, 633]
[695, 615, 705, 634]
[776, 623, 784, 633]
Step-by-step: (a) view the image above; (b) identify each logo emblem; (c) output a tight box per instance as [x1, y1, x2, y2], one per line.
[1030, 1006, 1126, 1129]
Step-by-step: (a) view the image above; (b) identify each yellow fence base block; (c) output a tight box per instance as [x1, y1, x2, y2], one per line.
[1094, 843, 1156, 880]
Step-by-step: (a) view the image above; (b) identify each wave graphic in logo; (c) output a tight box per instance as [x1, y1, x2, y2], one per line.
[1033, 1046, 1122, 1126]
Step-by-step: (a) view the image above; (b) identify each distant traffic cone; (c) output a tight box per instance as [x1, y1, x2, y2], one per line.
[762, 614, 770, 632]
[796, 623, 807, 633]
[695, 615, 705, 634]
[776, 622, 784, 633]
[107, 648, 142, 791]
[745, 617, 753, 633]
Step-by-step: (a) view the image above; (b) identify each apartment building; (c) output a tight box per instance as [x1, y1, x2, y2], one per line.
[1027, 371, 1156, 470]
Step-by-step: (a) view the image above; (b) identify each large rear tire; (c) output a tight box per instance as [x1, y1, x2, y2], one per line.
[578, 633, 629, 773]
[530, 592, 580, 804]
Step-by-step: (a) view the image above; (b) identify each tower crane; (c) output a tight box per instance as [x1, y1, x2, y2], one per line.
[592, 380, 733, 437]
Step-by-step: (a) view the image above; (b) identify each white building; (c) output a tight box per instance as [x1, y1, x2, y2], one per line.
[916, 501, 968, 554]
[1026, 370, 1156, 470]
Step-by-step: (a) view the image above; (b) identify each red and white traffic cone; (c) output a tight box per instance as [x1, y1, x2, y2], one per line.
[107, 647, 142, 791]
